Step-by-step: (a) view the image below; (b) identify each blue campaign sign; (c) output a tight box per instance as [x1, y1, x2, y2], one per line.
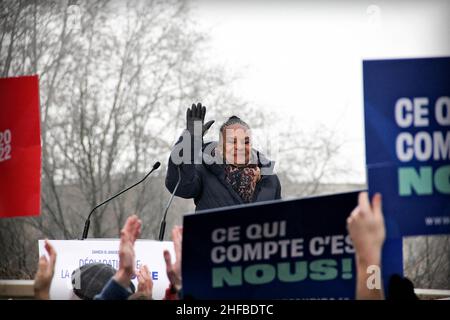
[363, 57, 450, 237]
[182, 192, 403, 300]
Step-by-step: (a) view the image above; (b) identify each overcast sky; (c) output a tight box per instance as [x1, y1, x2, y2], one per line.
[191, 0, 450, 183]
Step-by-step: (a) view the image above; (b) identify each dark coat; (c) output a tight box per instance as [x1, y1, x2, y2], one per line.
[165, 135, 281, 212]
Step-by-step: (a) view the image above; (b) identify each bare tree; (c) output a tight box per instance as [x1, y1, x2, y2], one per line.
[404, 235, 450, 290]
[0, 0, 257, 277]
[271, 118, 348, 197]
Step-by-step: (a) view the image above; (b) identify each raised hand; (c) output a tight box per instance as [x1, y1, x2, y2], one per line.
[347, 192, 385, 265]
[163, 226, 183, 293]
[129, 265, 153, 300]
[34, 239, 57, 300]
[347, 192, 386, 300]
[186, 102, 214, 137]
[114, 215, 142, 288]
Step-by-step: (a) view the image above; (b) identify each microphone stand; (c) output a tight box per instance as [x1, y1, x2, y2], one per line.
[158, 165, 181, 241]
[81, 162, 160, 240]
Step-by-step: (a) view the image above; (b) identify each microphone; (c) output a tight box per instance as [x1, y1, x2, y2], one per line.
[81, 161, 161, 240]
[158, 165, 181, 241]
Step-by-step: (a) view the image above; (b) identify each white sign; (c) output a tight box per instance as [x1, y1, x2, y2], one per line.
[38, 239, 175, 300]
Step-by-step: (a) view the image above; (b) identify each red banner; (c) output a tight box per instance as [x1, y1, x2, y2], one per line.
[0, 75, 41, 218]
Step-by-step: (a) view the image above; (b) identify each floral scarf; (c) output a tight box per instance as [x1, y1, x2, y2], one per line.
[224, 164, 261, 203]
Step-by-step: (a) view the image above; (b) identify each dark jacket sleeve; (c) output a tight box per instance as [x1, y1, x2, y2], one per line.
[165, 131, 202, 199]
[94, 278, 132, 300]
[275, 175, 282, 200]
